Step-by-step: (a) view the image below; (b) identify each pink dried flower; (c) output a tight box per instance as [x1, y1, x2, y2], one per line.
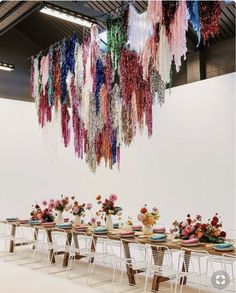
[49, 199, 54, 203]
[86, 203, 93, 210]
[48, 203, 54, 209]
[137, 213, 145, 222]
[181, 220, 188, 228]
[186, 225, 193, 233]
[42, 200, 47, 206]
[153, 207, 158, 212]
[109, 194, 118, 202]
[182, 229, 189, 237]
[91, 217, 96, 223]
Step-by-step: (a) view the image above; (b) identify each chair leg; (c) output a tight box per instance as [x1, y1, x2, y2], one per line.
[111, 262, 118, 293]
[179, 278, 184, 293]
[118, 267, 124, 291]
[87, 260, 96, 285]
[174, 276, 178, 293]
[143, 270, 149, 292]
[170, 278, 173, 293]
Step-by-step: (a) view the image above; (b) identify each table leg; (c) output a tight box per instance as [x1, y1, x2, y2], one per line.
[122, 240, 136, 286]
[33, 227, 39, 250]
[63, 231, 72, 267]
[46, 229, 55, 263]
[9, 224, 16, 253]
[90, 235, 98, 263]
[180, 250, 191, 285]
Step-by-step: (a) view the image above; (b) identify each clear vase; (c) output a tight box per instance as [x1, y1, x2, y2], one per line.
[143, 225, 153, 235]
[55, 211, 64, 225]
[73, 215, 81, 226]
[105, 214, 113, 231]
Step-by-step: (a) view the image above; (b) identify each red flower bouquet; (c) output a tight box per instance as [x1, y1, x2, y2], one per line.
[170, 213, 226, 243]
[96, 194, 122, 216]
[30, 202, 54, 223]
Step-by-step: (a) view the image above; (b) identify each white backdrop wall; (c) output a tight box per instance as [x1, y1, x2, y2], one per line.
[0, 73, 235, 232]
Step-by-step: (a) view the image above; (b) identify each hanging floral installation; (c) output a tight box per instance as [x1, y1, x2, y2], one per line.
[31, 1, 222, 172]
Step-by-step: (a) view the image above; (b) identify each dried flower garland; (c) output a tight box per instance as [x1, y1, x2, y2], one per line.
[31, 2, 221, 172]
[107, 16, 126, 70]
[199, 1, 221, 45]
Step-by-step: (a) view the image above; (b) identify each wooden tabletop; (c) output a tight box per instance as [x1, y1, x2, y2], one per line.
[1, 221, 235, 256]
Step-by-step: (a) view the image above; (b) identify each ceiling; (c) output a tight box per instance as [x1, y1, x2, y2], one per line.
[0, 1, 235, 52]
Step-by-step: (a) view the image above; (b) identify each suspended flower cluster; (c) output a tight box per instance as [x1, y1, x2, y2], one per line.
[31, 1, 221, 172]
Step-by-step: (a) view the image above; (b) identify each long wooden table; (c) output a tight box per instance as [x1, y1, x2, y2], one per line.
[1, 221, 235, 291]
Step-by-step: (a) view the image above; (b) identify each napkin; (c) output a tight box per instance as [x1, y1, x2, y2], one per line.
[28, 220, 41, 224]
[215, 242, 232, 249]
[6, 218, 18, 221]
[153, 227, 166, 233]
[94, 227, 107, 232]
[132, 225, 142, 231]
[120, 231, 134, 236]
[182, 238, 199, 244]
[150, 234, 166, 240]
[57, 223, 71, 228]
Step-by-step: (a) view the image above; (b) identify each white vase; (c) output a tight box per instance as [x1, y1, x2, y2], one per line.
[73, 215, 81, 226]
[125, 224, 133, 232]
[55, 211, 64, 225]
[105, 214, 113, 231]
[143, 225, 153, 235]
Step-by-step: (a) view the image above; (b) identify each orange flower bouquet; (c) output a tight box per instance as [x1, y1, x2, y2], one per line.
[138, 204, 160, 235]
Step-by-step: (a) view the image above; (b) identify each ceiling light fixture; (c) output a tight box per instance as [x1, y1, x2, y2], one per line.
[40, 6, 93, 28]
[0, 62, 15, 72]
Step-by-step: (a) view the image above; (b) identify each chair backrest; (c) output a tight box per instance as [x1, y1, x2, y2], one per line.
[51, 229, 70, 246]
[72, 231, 93, 253]
[122, 239, 147, 267]
[150, 245, 173, 269]
[34, 227, 48, 244]
[0, 222, 11, 235]
[93, 235, 115, 255]
[221, 253, 236, 281]
[181, 248, 209, 275]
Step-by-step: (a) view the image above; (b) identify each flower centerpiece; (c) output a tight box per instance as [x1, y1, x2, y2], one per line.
[170, 213, 226, 243]
[96, 194, 122, 231]
[71, 196, 86, 226]
[125, 217, 134, 231]
[53, 195, 70, 224]
[30, 201, 54, 223]
[138, 205, 160, 235]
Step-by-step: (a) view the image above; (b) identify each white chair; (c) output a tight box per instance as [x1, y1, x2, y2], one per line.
[221, 253, 236, 292]
[180, 248, 209, 293]
[47, 229, 71, 274]
[24, 227, 52, 268]
[87, 235, 123, 289]
[206, 229, 236, 291]
[67, 231, 94, 278]
[144, 245, 183, 293]
[3, 223, 33, 262]
[119, 240, 149, 290]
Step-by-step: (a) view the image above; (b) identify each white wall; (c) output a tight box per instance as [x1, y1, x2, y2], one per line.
[0, 73, 235, 232]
